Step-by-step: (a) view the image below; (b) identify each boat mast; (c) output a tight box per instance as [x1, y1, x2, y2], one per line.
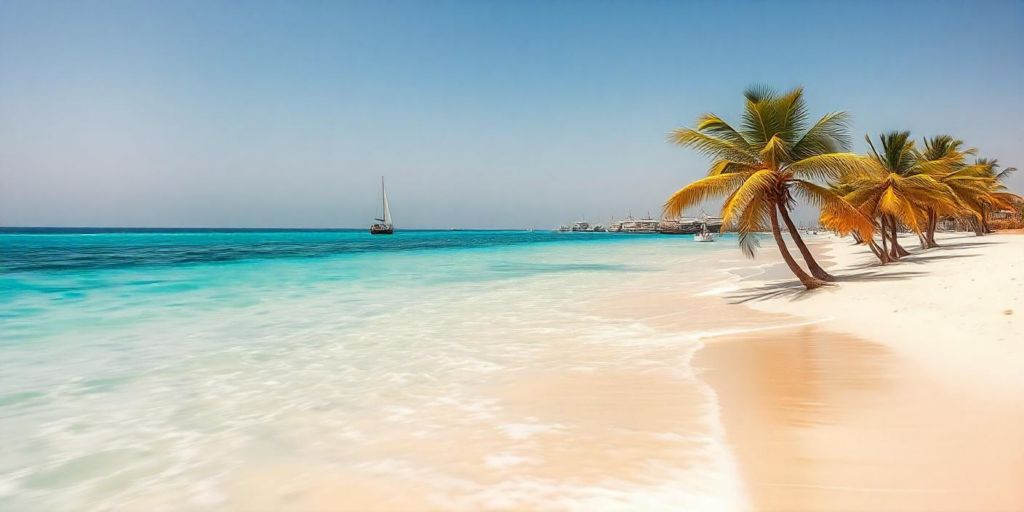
[381, 176, 392, 225]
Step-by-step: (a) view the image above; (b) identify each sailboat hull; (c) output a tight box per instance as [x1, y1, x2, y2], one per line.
[369, 225, 393, 235]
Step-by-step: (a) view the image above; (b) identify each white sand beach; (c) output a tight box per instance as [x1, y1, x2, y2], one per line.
[740, 232, 1023, 394]
[695, 232, 1024, 511]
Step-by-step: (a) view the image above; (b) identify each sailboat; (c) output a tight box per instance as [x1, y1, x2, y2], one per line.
[369, 176, 394, 235]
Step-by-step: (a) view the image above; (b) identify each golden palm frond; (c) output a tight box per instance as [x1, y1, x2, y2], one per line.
[741, 92, 777, 147]
[791, 179, 874, 238]
[663, 172, 751, 218]
[706, 159, 759, 176]
[721, 170, 779, 228]
[760, 135, 790, 169]
[696, 114, 751, 147]
[788, 153, 872, 182]
[791, 111, 852, 159]
[734, 196, 775, 258]
[668, 128, 759, 164]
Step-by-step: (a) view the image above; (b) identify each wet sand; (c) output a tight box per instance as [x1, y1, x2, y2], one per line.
[696, 326, 1024, 511]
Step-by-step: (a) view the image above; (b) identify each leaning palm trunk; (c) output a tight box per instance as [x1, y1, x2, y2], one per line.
[887, 216, 899, 260]
[877, 217, 891, 264]
[777, 203, 834, 281]
[888, 215, 910, 259]
[769, 208, 826, 289]
[868, 238, 886, 261]
[895, 239, 911, 257]
[924, 209, 939, 248]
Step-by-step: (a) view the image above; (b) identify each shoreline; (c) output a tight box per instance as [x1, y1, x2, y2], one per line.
[695, 232, 1024, 511]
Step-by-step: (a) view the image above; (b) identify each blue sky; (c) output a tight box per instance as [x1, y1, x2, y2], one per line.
[1, 0, 1022, 228]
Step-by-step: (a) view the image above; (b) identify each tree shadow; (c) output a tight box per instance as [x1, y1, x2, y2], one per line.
[835, 270, 928, 282]
[897, 253, 980, 264]
[842, 246, 982, 272]
[726, 235, 1008, 304]
[923, 241, 993, 250]
[725, 281, 813, 304]
[724, 268, 933, 303]
[725, 269, 928, 304]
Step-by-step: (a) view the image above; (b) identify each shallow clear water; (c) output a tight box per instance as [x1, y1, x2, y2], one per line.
[1, 229, 756, 510]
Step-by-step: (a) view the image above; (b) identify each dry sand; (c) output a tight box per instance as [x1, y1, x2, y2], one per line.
[698, 232, 1024, 511]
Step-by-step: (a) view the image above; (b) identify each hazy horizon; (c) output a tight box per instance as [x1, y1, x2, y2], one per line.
[2, 0, 1022, 229]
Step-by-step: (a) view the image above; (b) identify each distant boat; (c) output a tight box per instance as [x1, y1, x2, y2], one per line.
[571, 221, 591, 232]
[618, 212, 659, 234]
[555, 219, 606, 232]
[369, 176, 394, 235]
[660, 210, 723, 235]
[693, 223, 716, 242]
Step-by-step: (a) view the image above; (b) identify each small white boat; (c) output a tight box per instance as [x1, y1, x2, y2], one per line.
[693, 224, 715, 242]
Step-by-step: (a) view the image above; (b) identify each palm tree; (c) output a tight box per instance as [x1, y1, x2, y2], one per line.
[972, 158, 1019, 234]
[664, 86, 872, 289]
[907, 139, 1019, 242]
[917, 135, 975, 248]
[840, 131, 959, 263]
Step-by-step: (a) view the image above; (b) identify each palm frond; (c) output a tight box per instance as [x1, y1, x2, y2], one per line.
[707, 159, 760, 176]
[668, 128, 759, 164]
[996, 166, 1018, 182]
[791, 111, 852, 159]
[773, 86, 809, 146]
[740, 87, 779, 147]
[663, 172, 751, 218]
[759, 135, 790, 169]
[734, 196, 775, 258]
[696, 114, 752, 148]
[787, 153, 872, 183]
[721, 169, 778, 228]
[791, 179, 874, 237]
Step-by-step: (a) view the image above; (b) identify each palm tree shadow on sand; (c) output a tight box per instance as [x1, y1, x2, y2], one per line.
[725, 242, 986, 304]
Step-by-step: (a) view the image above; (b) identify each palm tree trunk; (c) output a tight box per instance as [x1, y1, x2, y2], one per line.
[925, 209, 939, 248]
[982, 204, 992, 233]
[975, 206, 986, 236]
[879, 217, 891, 264]
[888, 215, 901, 260]
[769, 207, 826, 290]
[777, 203, 835, 281]
[866, 237, 881, 256]
[887, 216, 911, 257]
[895, 240, 911, 257]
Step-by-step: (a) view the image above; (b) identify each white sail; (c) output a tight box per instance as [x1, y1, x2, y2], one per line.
[381, 177, 392, 225]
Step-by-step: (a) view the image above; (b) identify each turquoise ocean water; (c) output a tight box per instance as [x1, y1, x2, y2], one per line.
[1, 229, 757, 510]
